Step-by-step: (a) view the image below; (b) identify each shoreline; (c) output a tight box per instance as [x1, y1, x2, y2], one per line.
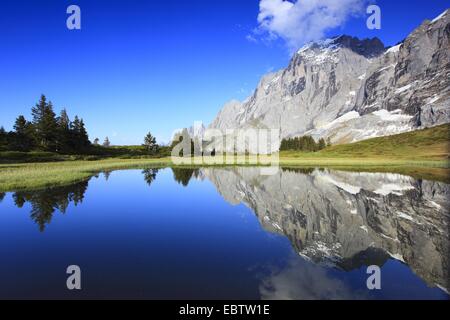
[1, 156, 449, 192]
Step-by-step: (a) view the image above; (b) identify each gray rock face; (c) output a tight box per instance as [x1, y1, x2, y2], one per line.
[201, 167, 450, 293]
[357, 10, 450, 127]
[209, 9, 450, 145]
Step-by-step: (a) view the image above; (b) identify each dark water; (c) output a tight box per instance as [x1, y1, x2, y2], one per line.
[0, 167, 448, 300]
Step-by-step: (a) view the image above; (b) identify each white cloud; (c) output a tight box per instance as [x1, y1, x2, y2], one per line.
[246, 34, 258, 43]
[259, 255, 368, 300]
[252, 0, 367, 52]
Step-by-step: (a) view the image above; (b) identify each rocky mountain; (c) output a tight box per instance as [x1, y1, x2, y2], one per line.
[201, 167, 450, 293]
[209, 9, 450, 145]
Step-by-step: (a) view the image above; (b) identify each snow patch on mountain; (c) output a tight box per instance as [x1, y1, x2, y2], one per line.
[374, 184, 415, 196]
[385, 44, 401, 54]
[372, 109, 413, 122]
[321, 111, 360, 130]
[432, 9, 448, 23]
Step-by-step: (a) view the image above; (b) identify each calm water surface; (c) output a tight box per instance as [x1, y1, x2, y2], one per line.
[0, 167, 448, 299]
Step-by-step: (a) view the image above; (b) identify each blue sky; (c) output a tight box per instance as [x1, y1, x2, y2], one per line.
[0, 0, 448, 144]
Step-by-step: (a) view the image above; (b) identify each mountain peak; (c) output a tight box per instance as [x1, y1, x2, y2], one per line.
[333, 35, 385, 57]
[297, 35, 385, 58]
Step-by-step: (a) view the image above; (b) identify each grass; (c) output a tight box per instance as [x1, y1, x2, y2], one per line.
[0, 145, 172, 164]
[277, 124, 450, 182]
[0, 151, 81, 163]
[0, 125, 449, 192]
[281, 124, 450, 161]
[0, 158, 172, 191]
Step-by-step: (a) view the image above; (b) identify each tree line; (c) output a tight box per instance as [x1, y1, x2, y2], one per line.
[0, 95, 90, 153]
[168, 129, 331, 155]
[280, 135, 330, 152]
[0, 95, 160, 155]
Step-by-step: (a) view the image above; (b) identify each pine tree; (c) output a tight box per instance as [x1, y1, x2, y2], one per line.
[93, 138, 100, 145]
[31, 95, 47, 147]
[56, 109, 71, 152]
[31, 95, 58, 151]
[13, 115, 34, 151]
[69, 116, 91, 151]
[318, 138, 326, 150]
[79, 119, 90, 148]
[0, 126, 8, 151]
[70, 116, 82, 151]
[280, 135, 323, 152]
[13, 116, 27, 134]
[143, 131, 158, 154]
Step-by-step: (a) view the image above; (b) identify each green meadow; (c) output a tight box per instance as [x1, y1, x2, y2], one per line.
[0, 124, 449, 192]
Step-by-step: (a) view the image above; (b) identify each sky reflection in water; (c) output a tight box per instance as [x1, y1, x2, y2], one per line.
[0, 167, 448, 300]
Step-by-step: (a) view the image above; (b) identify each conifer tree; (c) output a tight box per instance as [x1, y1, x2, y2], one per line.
[70, 116, 82, 151]
[143, 131, 158, 154]
[318, 138, 326, 150]
[0, 126, 8, 151]
[56, 109, 71, 152]
[280, 135, 325, 152]
[79, 119, 90, 148]
[31, 95, 58, 151]
[13, 115, 34, 151]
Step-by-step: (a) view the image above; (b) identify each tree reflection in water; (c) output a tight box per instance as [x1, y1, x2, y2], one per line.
[142, 168, 159, 187]
[12, 181, 89, 232]
[171, 168, 200, 187]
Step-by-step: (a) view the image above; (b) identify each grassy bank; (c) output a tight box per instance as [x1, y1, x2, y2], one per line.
[0, 145, 172, 164]
[0, 158, 173, 191]
[0, 156, 449, 192]
[282, 124, 450, 161]
[0, 125, 449, 192]
[278, 125, 449, 182]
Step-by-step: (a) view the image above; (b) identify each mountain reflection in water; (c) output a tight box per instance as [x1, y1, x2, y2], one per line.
[203, 167, 449, 294]
[0, 167, 448, 299]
